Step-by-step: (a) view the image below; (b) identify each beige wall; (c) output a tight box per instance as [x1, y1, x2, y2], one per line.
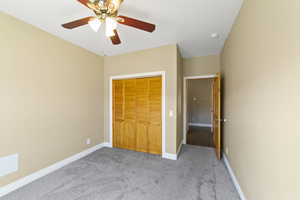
[183, 55, 220, 77]
[176, 47, 184, 150]
[221, 0, 299, 199]
[0, 12, 104, 186]
[187, 79, 212, 125]
[104, 44, 179, 154]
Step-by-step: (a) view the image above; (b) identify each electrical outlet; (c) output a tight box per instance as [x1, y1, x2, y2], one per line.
[86, 138, 91, 145]
[225, 147, 229, 155]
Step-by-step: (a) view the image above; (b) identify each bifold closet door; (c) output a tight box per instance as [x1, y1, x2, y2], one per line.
[113, 76, 162, 155]
[113, 79, 137, 151]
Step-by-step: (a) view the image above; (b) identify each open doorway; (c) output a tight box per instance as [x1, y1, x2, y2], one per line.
[186, 78, 214, 147]
[183, 74, 222, 159]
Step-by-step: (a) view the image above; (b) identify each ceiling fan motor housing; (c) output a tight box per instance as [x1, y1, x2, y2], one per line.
[92, 0, 124, 18]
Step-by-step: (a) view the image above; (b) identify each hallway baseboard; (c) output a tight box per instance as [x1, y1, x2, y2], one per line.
[223, 154, 247, 200]
[189, 123, 212, 128]
[177, 140, 183, 157]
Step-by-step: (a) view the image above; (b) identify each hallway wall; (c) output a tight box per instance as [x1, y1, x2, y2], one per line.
[176, 47, 184, 150]
[183, 55, 220, 77]
[221, 0, 300, 199]
[187, 79, 212, 125]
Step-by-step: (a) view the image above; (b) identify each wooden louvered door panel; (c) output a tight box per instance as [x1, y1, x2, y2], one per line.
[122, 79, 137, 151]
[113, 76, 162, 155]
[135, 78, 150, 153]
[113, 80, 124, 149]
[147, 77, 162, 154]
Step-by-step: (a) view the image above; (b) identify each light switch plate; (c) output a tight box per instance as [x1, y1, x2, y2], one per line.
[86, 138, 91, 145]
[169, 110, 174, 117]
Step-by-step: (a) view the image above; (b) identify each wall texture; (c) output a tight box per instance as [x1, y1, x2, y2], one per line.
[0, 12, 104, 186]
[183, 55, 220, 77]
[104, 45, 179, 154]
[176, 47, 184, 151]
[221, 0, 299, 199]
[187, 79, 212, 125]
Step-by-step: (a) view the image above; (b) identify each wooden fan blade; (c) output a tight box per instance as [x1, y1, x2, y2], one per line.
[62, 17, 95, 29]
[77, 0, 98, 10]
[117, 16, 156, 32]
[110, 30, 121, 45]
[77, 0, 91, 8]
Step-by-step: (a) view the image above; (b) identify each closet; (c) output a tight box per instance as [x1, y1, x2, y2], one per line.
[113, 76, 162, 155]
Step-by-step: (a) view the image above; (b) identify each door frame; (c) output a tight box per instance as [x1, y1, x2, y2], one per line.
[109, 71, 166, 157]
[183, 74, 217, 144]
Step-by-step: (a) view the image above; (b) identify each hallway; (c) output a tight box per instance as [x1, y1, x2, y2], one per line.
[187, 126, 214, 148]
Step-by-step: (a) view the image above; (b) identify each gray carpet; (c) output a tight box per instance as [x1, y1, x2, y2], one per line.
[1, 145, 240, 200]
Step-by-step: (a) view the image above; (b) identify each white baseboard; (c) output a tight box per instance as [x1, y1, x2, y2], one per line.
[223, 154, 247, 200]
[0, 143, 107, 198]
[101, 141, 180, 161]
[162, 153, 177, 160]
[189, 123, 212, 128]
[162, 140, 183, 161]
[102, 142, 113, 148]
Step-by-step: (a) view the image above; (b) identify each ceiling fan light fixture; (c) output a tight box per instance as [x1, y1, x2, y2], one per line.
[108, 0, 122, 13]
[62, 0, 155, 45]
[105, 17, 117, 37]
[88, 18, 102, 32]
[98, 0, 106, 5]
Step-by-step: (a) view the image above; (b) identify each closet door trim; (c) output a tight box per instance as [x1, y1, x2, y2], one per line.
[109, 71, 166, 157]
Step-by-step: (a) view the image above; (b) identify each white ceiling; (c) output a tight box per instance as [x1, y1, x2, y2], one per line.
[0, 0, 243, 58]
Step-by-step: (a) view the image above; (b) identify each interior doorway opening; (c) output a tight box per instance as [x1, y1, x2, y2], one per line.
[183, 74, 222, 159]
[186, 78, 214, 147]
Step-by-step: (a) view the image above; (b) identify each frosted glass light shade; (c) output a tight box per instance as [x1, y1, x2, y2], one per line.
[88, 18, 102, 32]
[105, 17, 117, 37]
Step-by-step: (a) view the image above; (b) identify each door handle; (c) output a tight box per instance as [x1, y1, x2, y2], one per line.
[216, 119, 227, 122]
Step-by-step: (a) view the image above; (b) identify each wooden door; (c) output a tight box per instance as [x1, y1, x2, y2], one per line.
[113, 79, 137, 151]
[122, 79, 137, 151]
[113, 80, 125, 149]
[113, 76, 162, 155]
[213, 73, 221, 160]
[135, 78, 149, 153]
[147, 77, 162, 154]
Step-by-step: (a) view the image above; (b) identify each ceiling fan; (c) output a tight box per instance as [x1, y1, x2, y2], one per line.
[62, 0, 156, 45]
